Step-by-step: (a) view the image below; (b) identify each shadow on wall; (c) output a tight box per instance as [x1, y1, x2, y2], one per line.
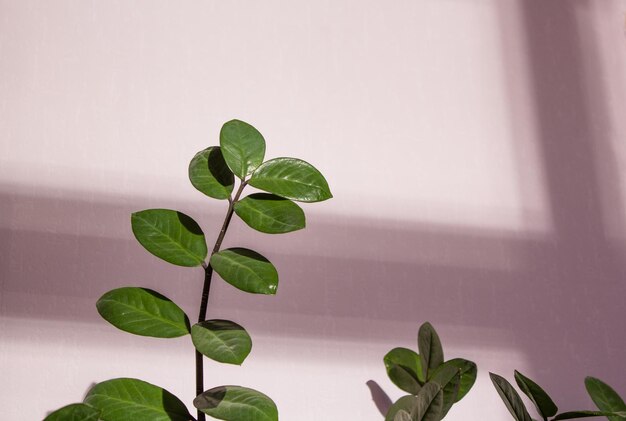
[492, 0, 626, 406]
[1, 176, 624, 410]
[1, 0, 625, 415]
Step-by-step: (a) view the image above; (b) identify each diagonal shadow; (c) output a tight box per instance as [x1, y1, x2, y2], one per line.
[1, 3, 625, 418]
[494, 0, 626, 407]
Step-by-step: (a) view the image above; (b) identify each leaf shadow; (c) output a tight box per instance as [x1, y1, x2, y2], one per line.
[193, 386, 226, 411]
[366, 380, 392, 418]
[176, 211, 205, 236]
[162, 388, 196, 420]
[207, 147, 234, 189]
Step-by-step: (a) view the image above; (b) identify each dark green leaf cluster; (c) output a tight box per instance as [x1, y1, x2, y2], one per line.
[384, 322, 478, 421]
[45, 119, 331, 421]
[490, 371, 626, 421]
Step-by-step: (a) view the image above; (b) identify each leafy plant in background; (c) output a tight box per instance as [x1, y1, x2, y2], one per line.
[44, 119, 332, 421]
[490, 371, 626, 421]
[383, 322, 477, 421]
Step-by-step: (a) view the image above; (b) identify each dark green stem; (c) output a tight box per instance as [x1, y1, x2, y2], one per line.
[195, 180, 247, 421]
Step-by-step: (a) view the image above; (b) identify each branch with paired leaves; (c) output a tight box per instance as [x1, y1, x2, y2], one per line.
[384, 322, 478, 421]
[44, 119, 332, 421]
[490, 371, 626, 421]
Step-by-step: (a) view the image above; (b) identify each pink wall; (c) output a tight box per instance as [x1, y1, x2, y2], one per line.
[1, 1, 625, 420]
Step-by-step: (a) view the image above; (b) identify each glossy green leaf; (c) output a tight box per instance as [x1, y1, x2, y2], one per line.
[234, 193, 305, 234]
[220, 119, 265, 179]
[248, 158, 332, 203]
[194, 385, 278, 421]
[210, 248, 278, 294]
[490, 373, 532, 421]
[394, 410, 413, 421]
[418, 322, 444, 379]
[585, 377, 626, 421]
[192, 319, 252, 365]
[414, 382, 444, 421]
[515, 370, 558, 418]
[84, 378, 191, 421]
[97, 287, 190, 338]
[387, 365, 421, 395]
[44, 403, 100, 421]
[386, 396, 418, 421]
[189, 146, 234, 200]
[437, 358, 477, 402]
[132, 209, 207, 267]
[442, 373, 461, 418]
[553, 410, 626, 420]
[429, 365, 461, 418]
[384, 347, 424, 394]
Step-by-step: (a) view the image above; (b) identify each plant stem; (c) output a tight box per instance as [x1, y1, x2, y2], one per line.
[195, 181, 247, 421]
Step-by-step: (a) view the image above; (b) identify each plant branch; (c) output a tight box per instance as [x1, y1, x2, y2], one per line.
[195, 180, 247, 421]
[197, 180, 246, 324]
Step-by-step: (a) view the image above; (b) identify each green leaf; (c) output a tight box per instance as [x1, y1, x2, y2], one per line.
[386, 396, 418, 421]
[429, 364, 461, 418]
[132, 209, 207, 267]
[234, 193, 305, 234]
[417, 322, 444, 379]
[248, 158, 332, 203]
[97, 287, 190, 338]
[394, 410, 413, 421]
[585, 377, 626, 421]
[414, 382, 444, 421]
[44, 403, 100, 421]
[220, 119, 266, 179]
[210, 248, 278, 295]
[384, 347, 424, 394]
[192, 319, 252, 365]
[84, 378, 191, 421]
[553, 411, 626, 420]
[189, 146, 235, 200]
[385, 385, 443, 421]
[442, 373, 461, 418]
[490, 373, 532, 421]
[194, 385, 278, 421]
[437, 358, 477, 402]
[515, 370, 558, 418]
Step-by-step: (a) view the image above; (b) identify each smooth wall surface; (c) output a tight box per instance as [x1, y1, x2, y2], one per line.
[1, 1, 625, 420]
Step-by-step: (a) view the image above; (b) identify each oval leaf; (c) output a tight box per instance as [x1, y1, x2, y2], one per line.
[585, 377, 626, 421]
[490, 373, 532, 421]
[386, 396, 418, 421]
[97, 287, 190, 338]
[44, 403, 100, 421]
[132, 209, 207, 267]
[515, 370, 558, 418]
[84, 378, 191, 421]
[414, 382, 444, 421]
[234, 193, 305, 234]
[194, 385, 278, 421]
[220, 119, 266, 179]
[553, 410, 626, 420]
[189, 146, 234, 200]
[437, 358, 477, 403]
[210, 248, 278, 294]
[192, 319, 252, 365]
[248, 158, 332, 202]
[418, 322, 444, 379]
[384, 347, 424, 394]
[429, 365, 461, 418]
